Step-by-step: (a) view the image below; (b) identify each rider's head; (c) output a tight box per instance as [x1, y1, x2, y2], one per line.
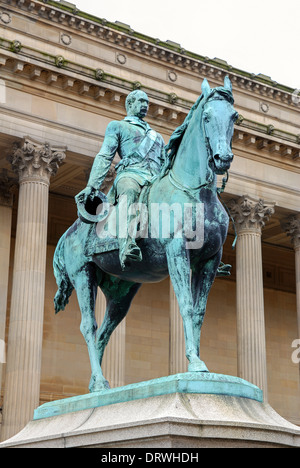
[126, 90, 149, 119]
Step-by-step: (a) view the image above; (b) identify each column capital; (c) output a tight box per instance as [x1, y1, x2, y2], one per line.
[8, 137, 66, 184]
[0, 169, 17, 207]
[282, 214, 300, 250]
[229, 195, 275, 234]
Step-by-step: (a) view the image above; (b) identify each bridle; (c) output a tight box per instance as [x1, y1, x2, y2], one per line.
[167, 92, 237, 247]
[202, 95, 237, 247]
[168, 95, 230, 196]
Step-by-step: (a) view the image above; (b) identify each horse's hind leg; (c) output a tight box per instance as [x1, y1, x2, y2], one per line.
[74, 264, 109, 392]
[96, 275, 141, 373]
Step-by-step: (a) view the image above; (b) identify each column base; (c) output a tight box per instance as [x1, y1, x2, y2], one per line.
[1, 373, 299, 448]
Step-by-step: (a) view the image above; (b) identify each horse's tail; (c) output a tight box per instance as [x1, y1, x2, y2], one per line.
[53, 231, 74, 314]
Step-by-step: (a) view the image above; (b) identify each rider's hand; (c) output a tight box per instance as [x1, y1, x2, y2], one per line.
[75, 186, 96, 206]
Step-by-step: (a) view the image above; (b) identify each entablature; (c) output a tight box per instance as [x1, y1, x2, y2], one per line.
[1, 0, 299, 115]
[1, 37, 299, 168]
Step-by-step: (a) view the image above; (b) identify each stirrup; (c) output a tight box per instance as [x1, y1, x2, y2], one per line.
[216, 262, 231, 277]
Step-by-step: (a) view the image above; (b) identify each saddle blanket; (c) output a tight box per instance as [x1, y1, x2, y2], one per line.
[84, 184, 150, 257]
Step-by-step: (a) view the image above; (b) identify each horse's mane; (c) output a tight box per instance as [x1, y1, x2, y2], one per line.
[163, 86, 234, 171]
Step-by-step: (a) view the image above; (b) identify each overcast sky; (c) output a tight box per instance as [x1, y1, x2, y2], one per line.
[72, 0, 299, 90]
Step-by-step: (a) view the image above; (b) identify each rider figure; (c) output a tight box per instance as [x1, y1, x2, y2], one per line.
[76, 90, 167, 270]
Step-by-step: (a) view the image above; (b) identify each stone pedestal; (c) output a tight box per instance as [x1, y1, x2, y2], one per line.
[1, 373, 299, 448]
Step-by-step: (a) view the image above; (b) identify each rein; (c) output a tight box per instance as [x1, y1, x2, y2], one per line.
[168, 169, 211, 197]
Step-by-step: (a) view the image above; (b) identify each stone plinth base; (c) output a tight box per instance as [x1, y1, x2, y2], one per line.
[1, 373, 299, 448]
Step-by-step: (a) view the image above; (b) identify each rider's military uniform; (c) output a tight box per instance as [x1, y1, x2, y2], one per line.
[87, 115, 167, 269]
[87, 116, 166, 199]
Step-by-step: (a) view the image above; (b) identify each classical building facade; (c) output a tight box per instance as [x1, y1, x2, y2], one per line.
[0, 0, 299, 441]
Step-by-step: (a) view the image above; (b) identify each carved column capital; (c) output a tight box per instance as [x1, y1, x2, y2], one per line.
[0, 169, 17, 207]
[282, 214, 300, 250]
[229, 195, 275, 234]
[8, 137, 66, 184]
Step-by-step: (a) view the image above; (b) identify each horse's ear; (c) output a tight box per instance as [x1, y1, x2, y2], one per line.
[201, 79, 211, 98]
[224, 75, 232, 92]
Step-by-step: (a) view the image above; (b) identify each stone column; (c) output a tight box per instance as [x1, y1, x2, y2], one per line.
[1, 138, 65, 441]
[230, 195, 275, 399]
[95, 291, 126, 388]
[282, 214, 300, 341]
[0, 171, 15, 402]
[169, 280, 188, 374]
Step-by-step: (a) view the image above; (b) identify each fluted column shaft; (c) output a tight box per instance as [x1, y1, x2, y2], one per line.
[1, 139, 65, 441]
[283, 215, 300, 341]
[169, 281, 188, 375]
[236, 228, 268, 393]
[0, 173, 15, 405]
[230, 196, 275, 400]
[2, 179, 49, 441]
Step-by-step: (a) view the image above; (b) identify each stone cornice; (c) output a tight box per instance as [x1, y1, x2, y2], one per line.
[0, 39, 191, 115]
[1, 0, 299, 107]
[0, 39, 299, 166]
[233, 125, 300, 164]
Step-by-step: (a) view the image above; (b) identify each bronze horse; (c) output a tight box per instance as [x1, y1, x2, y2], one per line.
[53, 77, 237, 392]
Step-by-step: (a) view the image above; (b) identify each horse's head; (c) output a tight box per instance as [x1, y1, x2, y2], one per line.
[201, 76, 238, 175]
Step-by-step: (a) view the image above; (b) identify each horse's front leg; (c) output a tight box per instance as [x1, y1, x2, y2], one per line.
[190, 250, 223, 372]
[166, 239, 207, 372]
[74, 266, 109, 393]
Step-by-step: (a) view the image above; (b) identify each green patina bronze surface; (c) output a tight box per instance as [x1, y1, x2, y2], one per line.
[76, 89, 167, 269]
[53, 77, 238, 393]
[34, 373, 263, 420]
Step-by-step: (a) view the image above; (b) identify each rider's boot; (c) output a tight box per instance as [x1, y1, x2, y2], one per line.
[117, 187, 143, 270]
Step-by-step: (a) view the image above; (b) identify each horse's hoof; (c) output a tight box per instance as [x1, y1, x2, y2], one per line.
[188, 361, 209, 373]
